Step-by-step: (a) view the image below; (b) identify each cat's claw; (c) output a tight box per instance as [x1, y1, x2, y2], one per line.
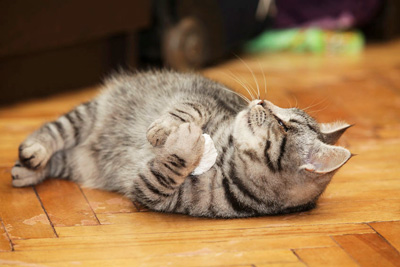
[19, 141, 50, 170]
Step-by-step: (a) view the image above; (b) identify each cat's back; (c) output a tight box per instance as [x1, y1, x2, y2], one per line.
[96, 70, 244, 126]
[103, 70, 238, 103]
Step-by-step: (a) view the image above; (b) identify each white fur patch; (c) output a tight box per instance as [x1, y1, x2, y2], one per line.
[191, 134, 218, 175]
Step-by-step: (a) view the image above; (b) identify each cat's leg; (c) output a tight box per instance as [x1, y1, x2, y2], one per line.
[133, 123, 205, 209]
[146, 102, 209, 147]
[17, 101, 97, 171]
[11, 150, 70, 187]
[12, 145, 98, 188]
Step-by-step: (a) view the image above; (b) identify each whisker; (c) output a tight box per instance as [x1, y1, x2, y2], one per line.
[227, 73, 255, 101]
[285, 97, 292, 109]
[293, 95, 299, 109]
[302, 97, 328, 112]
[233, 92, 251, 104]
[258, 61, 268, 99]
[224, 87, 251, 104]
[217, 72, 251, 104]
[308, 105, 329, 115]
[243, 79, 257, 98]
[234, 53, 260, 99]
[226, 71, 256, 100]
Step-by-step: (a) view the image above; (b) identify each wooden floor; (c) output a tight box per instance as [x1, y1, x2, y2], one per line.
[1, 40, 400, 266]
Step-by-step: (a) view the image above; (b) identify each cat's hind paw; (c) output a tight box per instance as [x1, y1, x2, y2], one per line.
[18, 141, 50, 170]
[11, 161, 45, 187]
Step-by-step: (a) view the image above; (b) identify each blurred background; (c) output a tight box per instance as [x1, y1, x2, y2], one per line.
[1, 0, 399, 105]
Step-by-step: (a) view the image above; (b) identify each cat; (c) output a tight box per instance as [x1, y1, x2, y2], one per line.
[11, 70, 352, 218]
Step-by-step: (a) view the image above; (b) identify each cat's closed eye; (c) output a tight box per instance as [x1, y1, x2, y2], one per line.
[274, 115, 289, 132]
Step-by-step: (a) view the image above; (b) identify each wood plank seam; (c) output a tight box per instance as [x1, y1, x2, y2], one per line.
[368, 222, 400, 256]
[78, 185, 101, 225]
[291, 249, 308, 266]
[33, 186, 58, 237]
[329, 234, 360, 266]
[52, 221, 375, 239]
[0, 219, 13, 251]
[367, 220, 400, 224]
[332, 233, 400, 266]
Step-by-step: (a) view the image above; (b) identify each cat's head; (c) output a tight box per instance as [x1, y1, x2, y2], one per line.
[232, 99, 352, 209]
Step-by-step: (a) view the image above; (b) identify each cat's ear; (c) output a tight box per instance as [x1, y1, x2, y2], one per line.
[319, 122, 352, 145]
[300, 141, 351, 174]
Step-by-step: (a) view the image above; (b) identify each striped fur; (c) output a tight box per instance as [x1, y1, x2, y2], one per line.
[11, 70, 352, 218]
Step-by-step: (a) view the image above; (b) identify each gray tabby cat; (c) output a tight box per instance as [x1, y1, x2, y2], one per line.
[11, 70, 352, 218]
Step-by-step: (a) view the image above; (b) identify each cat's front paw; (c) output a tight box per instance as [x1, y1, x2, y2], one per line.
[146, 119, 178, 147]
[18, 140, 50, 170]
[164, 123, 205, 167]
[11, 161, 45, 187]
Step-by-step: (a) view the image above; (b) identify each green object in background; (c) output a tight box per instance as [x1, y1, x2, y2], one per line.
[244, 28, 365, 54]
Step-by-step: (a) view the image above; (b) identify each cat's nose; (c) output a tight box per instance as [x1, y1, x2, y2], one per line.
[257, 100, 266, 107]
[262, 100, 275, 109]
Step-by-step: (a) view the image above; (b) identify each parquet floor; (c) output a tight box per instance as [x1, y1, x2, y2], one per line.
[1, 40, 400, 266]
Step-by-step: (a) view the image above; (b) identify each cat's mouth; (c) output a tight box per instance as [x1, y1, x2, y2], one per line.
[247, 100, 270, 128]
[249, 106, 267, 127]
